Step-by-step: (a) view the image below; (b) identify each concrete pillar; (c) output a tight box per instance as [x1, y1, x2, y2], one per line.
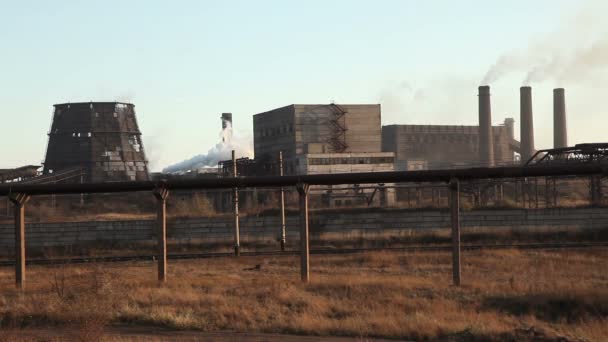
[478, 86, 495, 167]
[297, 183, 310, 283]
[9, 193, 30, 290]
[449, 179, 461, 286]
[153, 187, 169, 283]
[553, 88, 568, 148]
[520, 86, 535, 163]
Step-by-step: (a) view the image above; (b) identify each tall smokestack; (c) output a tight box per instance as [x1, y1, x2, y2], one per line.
[553, 88, 568, 148]
[478, 86, 494, 167]
[520, 86, 535, 163]
[221, 113, 233, 143]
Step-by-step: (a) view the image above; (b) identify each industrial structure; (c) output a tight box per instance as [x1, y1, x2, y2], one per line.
[253, 104, 384, 174]
[252, 104, 396, 206]
[382, 119, 516, 170]
[0, 166, 40, 183]
[43, 102, 150, 183]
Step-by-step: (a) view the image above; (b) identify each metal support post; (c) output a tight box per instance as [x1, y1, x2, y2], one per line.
[449, 179, 461, 286]
[153, 186, 169, 283]
[545, 177, 551, 208]
[80, 172, 84, 207]
[9, 193, 30, 290]
[297, 183, 310, 283]
[535, 178, 539, 208]
[232, 150, 240, 256]
[279, 151, 287, 251]
[553, 178, 558, 207]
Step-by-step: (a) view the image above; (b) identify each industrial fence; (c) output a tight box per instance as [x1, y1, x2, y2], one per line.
[0, 163, 606, 290]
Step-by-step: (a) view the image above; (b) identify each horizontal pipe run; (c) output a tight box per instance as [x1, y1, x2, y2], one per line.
[0, 164, 606, 196]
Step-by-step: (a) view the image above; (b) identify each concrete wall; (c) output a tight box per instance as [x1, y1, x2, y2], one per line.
[0, 207, 606, 252]
[253, 105, 297, 173]
[293, 104, 382, 155]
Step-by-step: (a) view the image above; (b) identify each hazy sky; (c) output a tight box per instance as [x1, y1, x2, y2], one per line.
[1, 0, 606, 170]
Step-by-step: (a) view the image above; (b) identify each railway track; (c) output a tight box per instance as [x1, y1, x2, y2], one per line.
[0, 242, 606, 267]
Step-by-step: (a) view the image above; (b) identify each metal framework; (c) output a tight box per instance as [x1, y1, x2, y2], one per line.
[526, 143, 608, 166]
[327, 104, 348, 153]
[0, 166, 40, 183]
[526, 143, 608, 205]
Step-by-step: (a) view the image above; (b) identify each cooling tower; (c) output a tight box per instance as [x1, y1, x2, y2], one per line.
[43, 102, 150, 182]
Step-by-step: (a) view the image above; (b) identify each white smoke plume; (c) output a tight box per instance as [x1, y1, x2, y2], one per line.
[481, 1, 608, 85]
[162, 121, 253, 174]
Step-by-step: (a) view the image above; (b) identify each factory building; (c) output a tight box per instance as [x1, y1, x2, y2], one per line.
[253, 104, 395, 206]
[382, 119, 517, 170]
[253, 104, 384, 173]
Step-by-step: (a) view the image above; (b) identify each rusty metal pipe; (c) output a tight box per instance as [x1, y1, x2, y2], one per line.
[0, 164, 605, 196]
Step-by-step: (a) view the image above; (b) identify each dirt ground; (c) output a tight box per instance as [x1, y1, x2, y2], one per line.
[0, 326, 397, 342]
[0, 249, 606, 341]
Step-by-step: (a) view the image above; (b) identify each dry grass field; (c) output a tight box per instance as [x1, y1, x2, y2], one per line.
[0, 249, 606, 341]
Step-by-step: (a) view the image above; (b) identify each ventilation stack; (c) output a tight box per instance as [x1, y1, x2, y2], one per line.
[520, 86, 535, 163]
[478, 86, 494, 167]
[221, 113, 233, 143]
[553, 88, 568, 148]
[43, 102, 150, 182]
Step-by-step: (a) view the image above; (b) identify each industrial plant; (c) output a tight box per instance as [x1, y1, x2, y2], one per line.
[1, 83, 597, 212]
[0, 85, 596, 204]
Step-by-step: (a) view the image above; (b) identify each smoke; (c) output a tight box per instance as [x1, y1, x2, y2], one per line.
[162, 121, 253, 174]
[481, 1, 608, 85]
[378, 77, 477, 125]
[116, 90, 136, 103]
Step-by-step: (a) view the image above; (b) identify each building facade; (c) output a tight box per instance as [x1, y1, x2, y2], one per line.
[382, 118, 517, 170]
[253, 104, 382, 175]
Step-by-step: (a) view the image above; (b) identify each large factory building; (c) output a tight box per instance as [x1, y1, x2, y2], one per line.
[253, 104, 386, 173]
[253, 104, 396, 206]
[382, 119, 517, 170]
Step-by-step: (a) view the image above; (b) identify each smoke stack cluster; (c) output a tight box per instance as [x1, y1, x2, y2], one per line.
[519, 86, 535, 162]
[553, 88, 568, 148]
[478, 86, 495, 167]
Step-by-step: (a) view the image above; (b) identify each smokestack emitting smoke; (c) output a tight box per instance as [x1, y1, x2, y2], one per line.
[162, 113, 252, 174]
[519, 86, 535, 163]
[553, 88, 568, 148]
[478, 86, 494, 167]
[480, 2, 608, 85]
[221, 113, 233, 143]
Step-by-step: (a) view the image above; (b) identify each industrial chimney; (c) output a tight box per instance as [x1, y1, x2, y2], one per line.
[553, 88, 568, 148]
[478, 86, 494, 167]
[520, 86, 535, 163]
[221, 113, 233, 143]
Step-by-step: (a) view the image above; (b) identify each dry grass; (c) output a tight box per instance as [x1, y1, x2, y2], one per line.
[0, 249, 606, 341]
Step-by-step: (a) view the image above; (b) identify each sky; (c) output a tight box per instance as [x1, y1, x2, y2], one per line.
[1, 0, 606, 171]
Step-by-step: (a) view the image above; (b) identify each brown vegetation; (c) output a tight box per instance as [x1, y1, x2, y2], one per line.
[0, 249, 606, 341]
